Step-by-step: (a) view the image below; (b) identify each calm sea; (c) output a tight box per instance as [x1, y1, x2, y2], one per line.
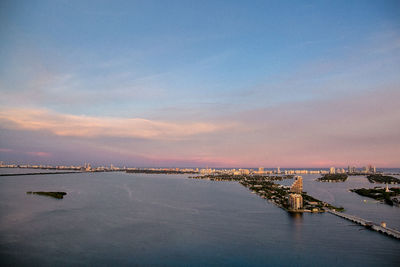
[0, 169, 399, 266]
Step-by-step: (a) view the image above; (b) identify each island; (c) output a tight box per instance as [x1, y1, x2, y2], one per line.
[350, 187, 400, 206]
[27, 191, 67, 199]
[316, 173, 348, 182]
[366, 174, 400, 184]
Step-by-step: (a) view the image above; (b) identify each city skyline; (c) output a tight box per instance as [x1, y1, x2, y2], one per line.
[1, 1, 400, 167]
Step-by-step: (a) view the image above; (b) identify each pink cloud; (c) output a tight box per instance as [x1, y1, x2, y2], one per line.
[25, 151, 52, 157]
[0, 108, 234, 140]
[0, 148, 13, 153]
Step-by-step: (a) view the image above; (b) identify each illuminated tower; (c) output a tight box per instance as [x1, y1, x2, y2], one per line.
[290, 176, 303, 194]
[288, 194, 303, 210]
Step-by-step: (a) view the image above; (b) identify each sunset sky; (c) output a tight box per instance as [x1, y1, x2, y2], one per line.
[1, 0, 399, 167]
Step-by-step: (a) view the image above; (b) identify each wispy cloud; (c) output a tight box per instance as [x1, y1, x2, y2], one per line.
[0, 108, 233, 140]
[25, 151, 51, 157]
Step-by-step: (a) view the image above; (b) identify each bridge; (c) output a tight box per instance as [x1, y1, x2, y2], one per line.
[327, 210, 400, 240]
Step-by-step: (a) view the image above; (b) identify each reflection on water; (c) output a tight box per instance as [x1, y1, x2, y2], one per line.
[287, 212, 303, 243]
[288, 212, 303, 220]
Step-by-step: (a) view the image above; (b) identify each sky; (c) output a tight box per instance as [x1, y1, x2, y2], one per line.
[0, 0, 399, 168]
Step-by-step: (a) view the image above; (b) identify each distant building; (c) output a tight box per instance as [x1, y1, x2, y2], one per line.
[290, 176, 303, 194]
[330, 167, 335, 174]
[348, 165, 357, 173]
[363, 164, 375, 173]
[238, 169, 250, 175]
[337, 168, 345, 174]
[288, 194, 303, 210]
[277, 167, 281, 174]
[85, 163, 91, 171]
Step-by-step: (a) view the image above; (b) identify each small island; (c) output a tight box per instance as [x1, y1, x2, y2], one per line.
[27, 191, 67, 199]
[316, 173, 348, 182]
[350, 187, 400, 206]
[366, 174, 400, 184]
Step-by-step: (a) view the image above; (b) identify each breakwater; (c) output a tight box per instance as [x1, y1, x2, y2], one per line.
[0, 172, 82, 176]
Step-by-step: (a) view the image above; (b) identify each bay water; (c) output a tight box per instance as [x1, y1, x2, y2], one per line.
[0, 170, 399, 266]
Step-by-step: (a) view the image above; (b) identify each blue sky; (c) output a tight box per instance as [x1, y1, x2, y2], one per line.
[0, 0, 399, 167]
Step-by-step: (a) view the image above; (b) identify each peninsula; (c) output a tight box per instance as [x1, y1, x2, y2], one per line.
[350, 187, 400, 206]
[189, 174, 344, 213]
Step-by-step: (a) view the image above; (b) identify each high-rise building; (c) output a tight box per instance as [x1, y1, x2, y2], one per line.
[330, 167, 335, 174]
[288, 194, 303, 210]
[348, 165, 357, 173]
[363, 166, 369, 173]
[290, 176, 303, 194]
[85, 163, 91, 171]
[277, 167, 281, 174]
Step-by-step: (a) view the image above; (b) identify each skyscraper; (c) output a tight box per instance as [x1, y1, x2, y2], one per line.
[290, 176, 303, 194]
[288, 194, 303, 210]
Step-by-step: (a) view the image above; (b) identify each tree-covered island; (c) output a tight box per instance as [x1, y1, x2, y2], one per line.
[316, 173, 348, 182]
[366, 174, 400, 184]
[27, 191, 67, 199]
[350, 187, 400, 206]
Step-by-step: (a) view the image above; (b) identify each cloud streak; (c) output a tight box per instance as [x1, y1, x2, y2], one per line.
[0, 108, 232, 140]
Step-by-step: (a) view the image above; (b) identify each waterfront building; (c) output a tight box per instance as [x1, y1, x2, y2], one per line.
[330, 167, 335, 174]
[277, 167, 281, 174]
[288, 194, 303, 210]
[290, 176, 303, 194]
[84, 163, 91, 171]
